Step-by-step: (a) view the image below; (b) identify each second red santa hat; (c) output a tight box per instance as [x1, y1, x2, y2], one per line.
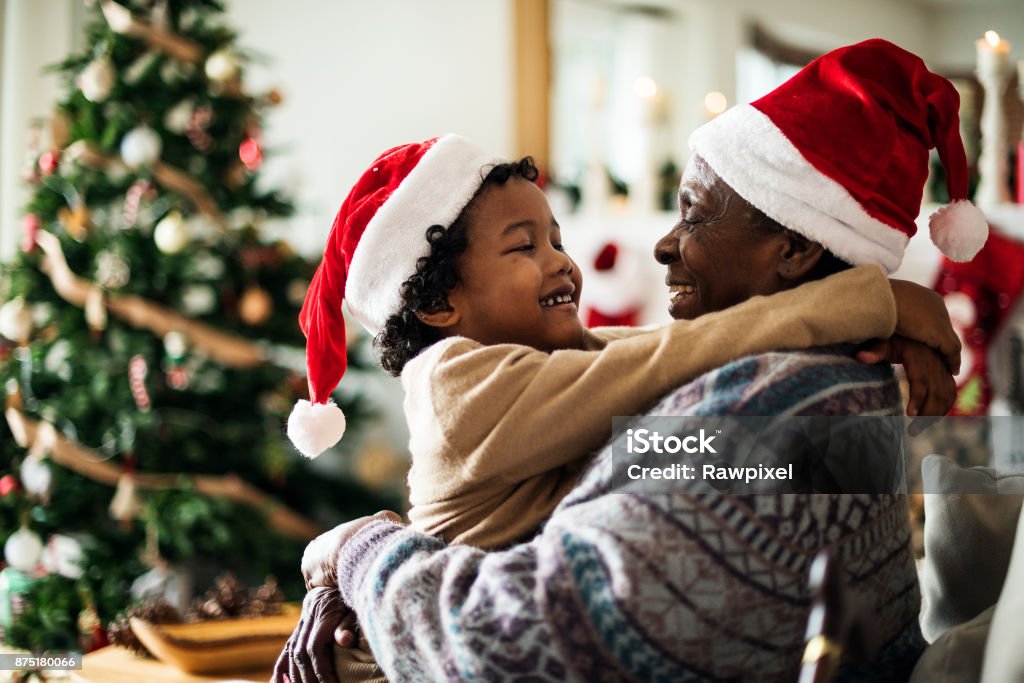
[689, 38, 988, 273]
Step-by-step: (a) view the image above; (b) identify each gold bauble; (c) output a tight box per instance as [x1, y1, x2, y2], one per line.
[58, 205, 92, 241]
[239, 285, 273, 326]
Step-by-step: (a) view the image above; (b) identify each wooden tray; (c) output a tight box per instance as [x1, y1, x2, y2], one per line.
[129, 603, 300, 675]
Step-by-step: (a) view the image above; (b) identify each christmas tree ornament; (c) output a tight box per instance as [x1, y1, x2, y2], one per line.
[40, 534, 84, 579]
[122, 179, 154, 227]
[163, 330, 188, 359]
[0, 296, 33, 343]
[239, 285, 273, 326]
[186, 105, 214, 152]
[193, 251, 225, 279]
[181, 284, 216, 315]
[38, 150, 59, 176]
[228, 206, 255, 230]
[0, 474, 18, 496]
[44, 339, 73, 381]
[78, 55, 116, 102]
[164, 330, 190, 390]
[128, 354, 152, 412]
[20, 214, 40, 253]
[204, 48, 241, 83]
[120, 124, 162, 169]
[163, 98, 194, 134]
[286, 279, 308, 307]
[58, 203, 92, 241]
[31, 303, 54, 328]
[78, 603, 109, 653]
[109, 459, 143, 526]
[20, 458, 52, 499]
[239, 136, 263, 171]
[266, 89, 283, 106]
[95, 250, 131, 289]
[154, 210, 190, 253]
[4, 527, 43, 573]
[0, 565, 38, 632]
[159, 58, 195, 85]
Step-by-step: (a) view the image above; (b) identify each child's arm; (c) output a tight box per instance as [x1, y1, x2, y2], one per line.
[408, 265, 907, 491]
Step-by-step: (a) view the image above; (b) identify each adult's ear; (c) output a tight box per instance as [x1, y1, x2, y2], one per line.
[777, 231, 825, 281]
[415, 308, 460, 329]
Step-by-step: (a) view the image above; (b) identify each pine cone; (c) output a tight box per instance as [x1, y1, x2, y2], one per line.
[245, 576, 284, 616]
[107, 598, 182, 657]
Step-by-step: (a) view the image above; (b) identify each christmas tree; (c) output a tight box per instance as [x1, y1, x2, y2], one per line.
[0, 0, 399, 653]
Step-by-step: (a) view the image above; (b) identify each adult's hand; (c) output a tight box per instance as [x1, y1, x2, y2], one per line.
[889, 279, 961, 374]
[271, 586, 347, 683]
[302, 510, 403, 590]
[857, 335, 957, 435]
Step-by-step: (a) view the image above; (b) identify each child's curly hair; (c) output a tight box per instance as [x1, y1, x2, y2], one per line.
[373, 157, 540, 376]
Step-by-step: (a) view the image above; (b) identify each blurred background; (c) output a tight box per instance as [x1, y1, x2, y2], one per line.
[1, 0, 1023, 657]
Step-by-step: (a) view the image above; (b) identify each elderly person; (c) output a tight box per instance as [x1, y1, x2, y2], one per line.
[277, 39, 983, 682]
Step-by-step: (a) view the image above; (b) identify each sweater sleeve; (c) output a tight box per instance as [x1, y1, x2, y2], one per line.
[414, 264, 895, 486]
[337, 519, 565, 682]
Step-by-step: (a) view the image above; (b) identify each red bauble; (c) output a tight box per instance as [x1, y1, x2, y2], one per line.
[38, 151, 59, 176]
[239, 137, 263, 171]
[0, 474, 19, 496]
[21, 214, 40, 253]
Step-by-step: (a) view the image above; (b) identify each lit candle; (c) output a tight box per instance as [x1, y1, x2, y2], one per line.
[976, 30, 1012, 74]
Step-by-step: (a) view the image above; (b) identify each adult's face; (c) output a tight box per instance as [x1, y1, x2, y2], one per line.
[653, 155, 799, 320]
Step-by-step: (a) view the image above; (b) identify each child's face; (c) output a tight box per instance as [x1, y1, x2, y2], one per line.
[445, 177, 585, 352]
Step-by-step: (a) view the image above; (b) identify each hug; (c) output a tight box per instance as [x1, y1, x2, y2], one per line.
[277, 39, 985, 683]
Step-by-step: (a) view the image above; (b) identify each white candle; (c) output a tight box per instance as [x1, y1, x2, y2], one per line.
[977, 30, 1012, 74]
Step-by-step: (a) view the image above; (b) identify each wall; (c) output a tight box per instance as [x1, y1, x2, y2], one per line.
[223, 0, 514, 256]
[0, 0, 82, 263]
[658, 0, 938, 168]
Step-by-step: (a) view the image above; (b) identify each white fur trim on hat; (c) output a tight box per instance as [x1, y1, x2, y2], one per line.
[287, 398, 346, 459]
[689, 105, 909, 274]
[929, 200, 988, 262]
[346, 135, 506, 335]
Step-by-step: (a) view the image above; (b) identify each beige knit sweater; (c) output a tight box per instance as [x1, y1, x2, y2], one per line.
[401, 265, 897, 549]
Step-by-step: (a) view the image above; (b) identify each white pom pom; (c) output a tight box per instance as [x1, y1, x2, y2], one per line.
[287, 399, 346, 459]
[929, 200, 989, 262]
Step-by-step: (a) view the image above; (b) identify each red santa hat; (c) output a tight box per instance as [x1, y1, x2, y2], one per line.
[688, 38, 987, 273]
[287, 135, 504, 458]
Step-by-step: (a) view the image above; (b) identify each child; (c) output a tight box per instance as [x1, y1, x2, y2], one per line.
[285, 134, 957, 679]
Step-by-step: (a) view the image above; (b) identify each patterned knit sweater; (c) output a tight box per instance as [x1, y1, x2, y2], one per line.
[337, 347, 924, 682]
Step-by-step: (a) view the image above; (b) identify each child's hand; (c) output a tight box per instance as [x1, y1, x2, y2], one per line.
[335, 610, 360, 649]
[888, 279, 961, 374]
[857, 335, 957, 435]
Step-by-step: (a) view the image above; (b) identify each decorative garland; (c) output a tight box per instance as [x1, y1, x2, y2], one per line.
[62, 139, 227, 229]
[36, 230, 267, 368]
[5, 393, 322, 542]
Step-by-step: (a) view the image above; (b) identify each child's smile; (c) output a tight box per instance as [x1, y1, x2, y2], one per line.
[443, 177, 585, 352]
